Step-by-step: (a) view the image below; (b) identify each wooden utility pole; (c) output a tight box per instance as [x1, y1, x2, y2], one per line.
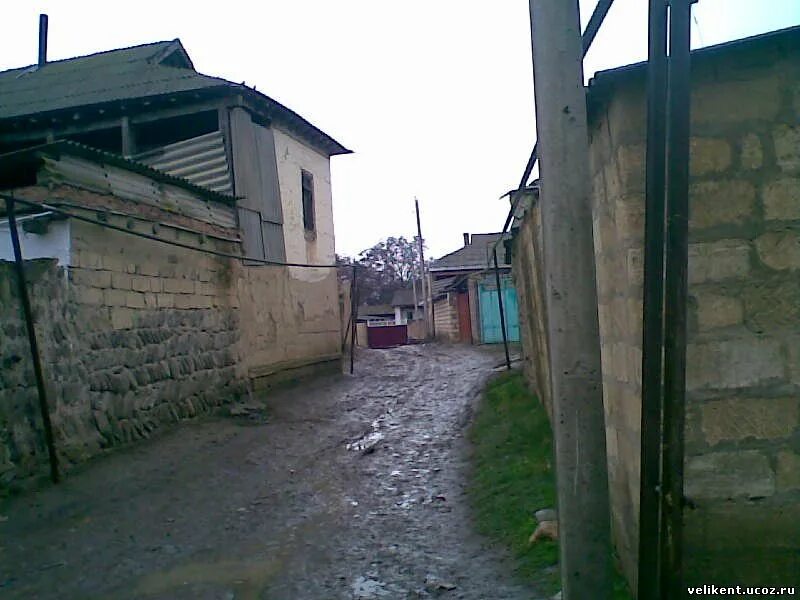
[414, 198, 430, 337]
[527, 1, 612, 597]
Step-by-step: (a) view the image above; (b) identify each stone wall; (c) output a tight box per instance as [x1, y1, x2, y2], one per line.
[433, 295, 458, 342]
[511, 31, 800, 589]
[510, 191, 552, 418]
[1, 199, 342, 489]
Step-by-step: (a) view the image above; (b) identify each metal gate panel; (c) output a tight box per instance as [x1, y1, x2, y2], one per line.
[479, 280, 520, 344]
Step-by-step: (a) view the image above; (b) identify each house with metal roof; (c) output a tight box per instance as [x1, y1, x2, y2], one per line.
[0, 36, 351, 269]
[429, 232, 519, 345]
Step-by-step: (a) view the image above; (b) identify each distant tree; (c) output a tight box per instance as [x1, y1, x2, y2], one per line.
[337, 236, 428, 305]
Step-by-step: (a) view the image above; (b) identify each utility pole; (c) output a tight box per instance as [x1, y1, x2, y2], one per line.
[414, 197, 430, 338]
[6, 197, 59, 483]
[528, 1, 612, 598]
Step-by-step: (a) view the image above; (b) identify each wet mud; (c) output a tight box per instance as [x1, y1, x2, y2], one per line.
[0, 344, 539, 599]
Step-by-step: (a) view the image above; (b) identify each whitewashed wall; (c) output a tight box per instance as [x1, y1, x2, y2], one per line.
[273, 127, 335, 279]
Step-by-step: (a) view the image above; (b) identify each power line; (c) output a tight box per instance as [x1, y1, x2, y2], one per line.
[0, 193, 341, 270]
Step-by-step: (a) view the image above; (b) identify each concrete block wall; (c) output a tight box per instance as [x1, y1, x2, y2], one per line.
[511, 33, 800, 589]
[585, 39, 800, 587]
[510, 194, 552, 418]
[433, 295, 458, 342]
[1, 194, 342, 489]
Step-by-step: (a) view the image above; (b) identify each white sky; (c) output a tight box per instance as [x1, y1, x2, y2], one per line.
[1, 1, 799, 259]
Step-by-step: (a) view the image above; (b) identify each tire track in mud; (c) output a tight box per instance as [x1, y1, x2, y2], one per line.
[0, 344, 540, 600]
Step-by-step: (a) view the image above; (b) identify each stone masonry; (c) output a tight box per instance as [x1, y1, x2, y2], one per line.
[512, 29, 800, 589]
[1, 194, 341, 490]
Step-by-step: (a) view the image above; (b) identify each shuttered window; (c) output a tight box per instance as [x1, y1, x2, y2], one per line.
[301, 170, 315, 232]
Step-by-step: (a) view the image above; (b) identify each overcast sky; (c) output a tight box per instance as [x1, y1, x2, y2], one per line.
[2, 1, 799, 259]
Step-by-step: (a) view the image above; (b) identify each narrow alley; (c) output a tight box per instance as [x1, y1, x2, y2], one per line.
[0, 345, 537, 600]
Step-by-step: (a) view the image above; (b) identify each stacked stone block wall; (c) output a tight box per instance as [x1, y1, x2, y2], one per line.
[1, 195, 342, 489]
[433, 295, 459, 342]
[512, 35, 800, 589]
[510, 195, 552, 418]
[591, 41, 800, 587]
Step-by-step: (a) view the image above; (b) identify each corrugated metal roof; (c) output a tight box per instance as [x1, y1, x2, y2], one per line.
[0, 39, 352, 157]
[431, 233, 512, 271]
[133, 131, 232, 195]
[0, 140, 238, 206]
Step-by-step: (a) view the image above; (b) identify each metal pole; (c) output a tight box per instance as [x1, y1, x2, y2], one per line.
[660, 0, 692, 596]
[6, 198, 60, 483]
[528, 0, 612, 596]
[638, 0, 669, 597]
[492, 248, 512, 370]
[414, 198, 430, 338]
[350, 265, 357, 375]
[38, 14, 48, 67]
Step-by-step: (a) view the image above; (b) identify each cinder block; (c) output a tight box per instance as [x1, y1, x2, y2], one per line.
[125, 292, 146, 309]
[157, 293, 175, 309]
[688, 240, 751, 284]
[131, 276, 151, 293]
[690, 137, 731, 176]
[138, 262, 159, 277]
[773, 124, 800, 173]
[104, 289, 127, 307]
[685, 450, 775, 500]
[691, 76, 781, 125]
[616, 144, 646, 192]
[163, 278, 195, 295]
[694, 293, 743, 330]
[701, 397, 798, 445]
[763, 178, 800, 221]
[755, 231, 800, 270]
[740, 133, 763, 170]
[742, 275, 800, 332]
[111, 272, 132, 290]
[686, 337, 784, 391]
[690, 180, 755, 229]
[776, 450, 800, 491]
[71, 268, 112, 288]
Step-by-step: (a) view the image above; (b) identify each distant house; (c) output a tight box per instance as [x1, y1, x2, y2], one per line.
[356, 304, 396, 325]
[390, 287, 422, 323]
[430, 232, 520, 344]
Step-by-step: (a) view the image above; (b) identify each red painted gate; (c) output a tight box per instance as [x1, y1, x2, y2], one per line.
[456, 292, 472, 343]
[366, 324, 408, 349]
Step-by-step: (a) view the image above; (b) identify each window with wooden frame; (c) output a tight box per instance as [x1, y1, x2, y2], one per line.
[301, 170, 315, 232]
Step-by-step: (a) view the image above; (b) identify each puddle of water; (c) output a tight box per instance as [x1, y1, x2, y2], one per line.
[352, 576, 390, 599]
[346, 431, 384, 452]
[135, 555, 283, 600]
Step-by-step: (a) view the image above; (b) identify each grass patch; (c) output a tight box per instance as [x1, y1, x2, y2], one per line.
[467, 370, 633, 599]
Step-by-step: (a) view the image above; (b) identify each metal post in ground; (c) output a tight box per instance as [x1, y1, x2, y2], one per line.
[492, 248, 511, 370]
[527, 0, 612, 596]
[5, 197, 60, 483]
[660, 0, 693, 595]
[638, 0, 669, 596]
[350, 265, 358, 375]
[414, 198, 430, 338]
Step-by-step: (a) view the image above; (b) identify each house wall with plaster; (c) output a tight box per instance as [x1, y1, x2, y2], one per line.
[273, 127, 335, 272]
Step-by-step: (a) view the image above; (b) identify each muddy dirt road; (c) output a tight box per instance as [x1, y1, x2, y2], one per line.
[0, 345, 539, 599]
